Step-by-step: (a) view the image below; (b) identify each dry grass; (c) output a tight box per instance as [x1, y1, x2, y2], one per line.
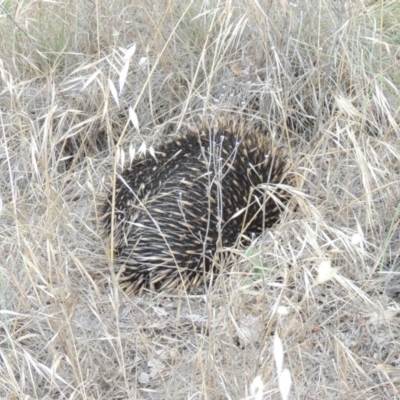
[1, 0, 400, 398]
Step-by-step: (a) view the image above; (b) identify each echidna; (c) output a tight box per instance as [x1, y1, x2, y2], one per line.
[100, 117, 292, 294]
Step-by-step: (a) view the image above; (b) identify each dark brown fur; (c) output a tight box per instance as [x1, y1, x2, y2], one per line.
[100, 118, 292, 294]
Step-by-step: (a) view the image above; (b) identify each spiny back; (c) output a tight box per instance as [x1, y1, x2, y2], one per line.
[100, 118, 292, 294]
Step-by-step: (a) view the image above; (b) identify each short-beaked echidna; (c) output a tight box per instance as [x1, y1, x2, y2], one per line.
[100, 118, 292, 294]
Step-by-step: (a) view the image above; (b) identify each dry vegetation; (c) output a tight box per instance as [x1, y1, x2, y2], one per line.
[1, 0, 400, 398]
